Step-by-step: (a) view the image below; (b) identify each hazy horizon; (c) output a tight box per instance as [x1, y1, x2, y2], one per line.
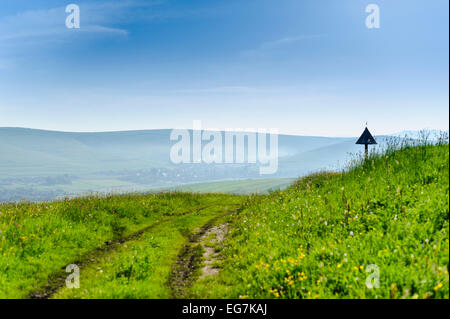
[1, 125, 448, 139]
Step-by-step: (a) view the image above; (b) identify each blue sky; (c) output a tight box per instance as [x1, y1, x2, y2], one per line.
[0, 0, 448, 136]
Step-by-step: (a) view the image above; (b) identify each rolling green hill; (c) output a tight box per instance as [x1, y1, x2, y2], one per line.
[0, 128, 173, 176]
[1, 127, 445, 206]
[0, 127, 356, 177]
[192, 141, 449, 299]
[1, 127, 364, 201]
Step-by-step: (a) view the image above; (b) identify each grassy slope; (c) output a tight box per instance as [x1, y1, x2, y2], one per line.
[191, 143, 449, 299]
[0, 192, 245, 298]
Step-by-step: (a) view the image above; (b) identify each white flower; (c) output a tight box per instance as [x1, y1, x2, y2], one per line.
[349, 231, 354, 236]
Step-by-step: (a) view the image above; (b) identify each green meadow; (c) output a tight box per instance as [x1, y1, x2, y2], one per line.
[0, 139, 448, 299]
[192, 140, 449, 299]
[0, 193, 245, 298]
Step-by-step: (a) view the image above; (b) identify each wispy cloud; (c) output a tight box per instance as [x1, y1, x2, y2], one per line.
[0, 1, 166, 45]
[242, 34, 326, 56]
[0, 0, 220, 45]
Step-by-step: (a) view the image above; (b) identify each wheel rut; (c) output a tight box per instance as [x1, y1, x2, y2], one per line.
[27, 204, 217, 299]
[169, 206, 241, 299]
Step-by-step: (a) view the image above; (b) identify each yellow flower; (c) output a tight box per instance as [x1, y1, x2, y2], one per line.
[434, 283, 443, 291]
[337, 263, 342, 269]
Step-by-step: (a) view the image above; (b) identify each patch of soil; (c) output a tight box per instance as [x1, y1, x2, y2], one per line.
[169, 215, 223, 299]
[199, 224, 228, 278]
[169, 207, 241, 299]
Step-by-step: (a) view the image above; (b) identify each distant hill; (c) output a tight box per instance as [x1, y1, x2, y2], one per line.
[0, 127, 392, 201]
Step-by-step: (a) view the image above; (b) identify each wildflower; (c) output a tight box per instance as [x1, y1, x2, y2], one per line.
[349, 231, 354, 237]
[434, 283, 443, 291]
[269, 288, 280, 298]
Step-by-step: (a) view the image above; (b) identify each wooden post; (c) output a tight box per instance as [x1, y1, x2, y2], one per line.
[356, 127, 377, 159]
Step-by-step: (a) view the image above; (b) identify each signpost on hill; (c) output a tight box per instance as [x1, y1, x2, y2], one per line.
[356, 126, 377, 159]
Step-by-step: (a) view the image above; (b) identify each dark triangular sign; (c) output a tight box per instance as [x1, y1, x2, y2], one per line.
[356, 127, 377, 145]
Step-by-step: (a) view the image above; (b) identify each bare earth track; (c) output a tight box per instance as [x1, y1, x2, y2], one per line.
[200, 223, 228, 278]
[169, 208, 240, 299]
